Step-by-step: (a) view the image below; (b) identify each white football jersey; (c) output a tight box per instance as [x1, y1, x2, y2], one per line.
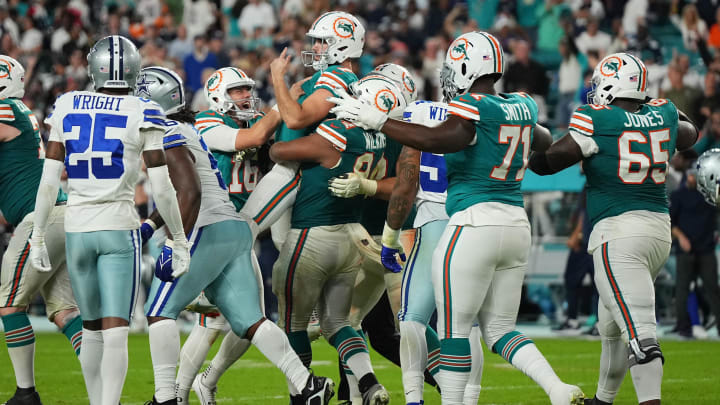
[402, 100, 450, 228]
[45, 91, 166, 232]
[161, 121, 240, 229]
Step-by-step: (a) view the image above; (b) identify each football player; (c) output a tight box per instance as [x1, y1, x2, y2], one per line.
[330, 31, 585, 404]
[0, 55, 81, 405]
[136, 66, 335, 405]
[270, 76, 406, 405]
[529, 53, 699, 405]
[237, 11, 364, 245]
[380, 99, 485, 405]
[30, 36, 190, 405]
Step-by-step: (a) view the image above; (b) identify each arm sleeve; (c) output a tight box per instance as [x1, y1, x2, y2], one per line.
[31, 159, 64, 238]
[199, 124, 238, 152]
[315, 121, 347, 151]
[147, 164, 187, 242]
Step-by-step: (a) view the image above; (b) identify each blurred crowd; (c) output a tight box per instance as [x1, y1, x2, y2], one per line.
[0, 0, 718, 148]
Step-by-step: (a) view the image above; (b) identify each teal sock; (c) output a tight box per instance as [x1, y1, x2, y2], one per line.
[2, 313, 36, 388]
[2, 312, 35, 348]
[287, 330, 311, 367]
[61, 315, 83, 356]
[426, 326, 441, 376]
[491, 331, 532, 364]
[329, 326, 369, 365]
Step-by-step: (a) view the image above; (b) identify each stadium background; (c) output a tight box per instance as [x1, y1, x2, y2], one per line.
[1, 0, 720, 402]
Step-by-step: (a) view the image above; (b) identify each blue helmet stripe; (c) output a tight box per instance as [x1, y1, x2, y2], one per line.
[119, 37, 124, 81]
[109, 37, 115, 80]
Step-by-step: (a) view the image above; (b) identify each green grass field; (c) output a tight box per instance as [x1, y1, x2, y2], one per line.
[0, 334, 717, 404]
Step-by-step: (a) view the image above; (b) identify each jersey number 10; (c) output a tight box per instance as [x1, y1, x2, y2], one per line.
[63, 113, 127, 179]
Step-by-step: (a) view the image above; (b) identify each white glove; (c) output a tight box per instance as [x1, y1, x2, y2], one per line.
[381, 222, 403, 253]
[29, 236, 52, 272]
[170, 239, 191, 279]
[327, 92, 388, 131]
[328, 172, 377, 198]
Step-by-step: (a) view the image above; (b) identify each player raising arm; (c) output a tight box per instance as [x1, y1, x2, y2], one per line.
[528, 53, 698, 405]
[28, 36, 189, 405]
[331, 31, 585, 405]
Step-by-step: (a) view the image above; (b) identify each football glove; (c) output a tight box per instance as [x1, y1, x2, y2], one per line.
[380, 222, 405, 273]
[327, 92, 388, 131]
[140, 219, 157, 246]
[155, 239, 191, 282]
[28, 235, 52, 272]
[328, 172, 377, 198]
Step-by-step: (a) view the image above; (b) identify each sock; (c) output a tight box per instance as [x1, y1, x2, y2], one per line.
[149, 320, 180, 402]
[2, 313, 36, 389]
[176, 323, 222, 391]
[493, 331, 561, 394]
[79, 328, 103, 404]
[239, 161, 300, 234]
[330, 326, 373, 382]
[439, 338, 472, 404]
[202, 332, 251, 388]
[595, 336, 628, 403]
[630, 358, 663, 402]
[358, 373, 380, 394]
[101, 326, 129, 405]
[342, 362, 362, 400]
[251, 320, 310, 393]
[287, 330, 312, 367]
[464, 326, 484, 405]
[399, 321, 428, 404]
[61, 315, 83, 356]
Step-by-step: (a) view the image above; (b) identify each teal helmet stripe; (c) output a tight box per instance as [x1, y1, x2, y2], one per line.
[478, 32, 498, 73]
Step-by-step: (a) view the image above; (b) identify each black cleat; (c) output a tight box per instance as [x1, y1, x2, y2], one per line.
[3, 387, 42, 405]
[301, 373, 335, 405]
[584, 397, 612, 405]
[143, 397, 177, 405]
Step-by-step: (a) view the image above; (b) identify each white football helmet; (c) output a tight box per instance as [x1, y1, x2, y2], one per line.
[372, 63, 417, 104]
[204, 67, 258, 120]
[135, 66, 186, 115]
[695, 149, 720, 205]
[302, 11, 365, 71]
[0, 56, 25, 99]
[589, 52, 647, 105]
[350, 75, 407, 120]
[440, 31, 504, 102]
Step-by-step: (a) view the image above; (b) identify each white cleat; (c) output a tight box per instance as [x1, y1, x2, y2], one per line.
[549, 383, 585, 405]
[192, 374, 217, 405]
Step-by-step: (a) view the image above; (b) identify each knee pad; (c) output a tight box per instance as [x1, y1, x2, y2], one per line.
[628, 338, 664, 366]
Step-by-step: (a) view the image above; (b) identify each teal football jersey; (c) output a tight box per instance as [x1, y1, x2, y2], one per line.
[276, 65, 358, 142]
[443, 92, 538, 216]
[292, 119, 386, 229]
[570, 99, 679, 225]
[359, 137, 416, 235]
[195, 109, 264, 211]
[0, 98, 65, 226]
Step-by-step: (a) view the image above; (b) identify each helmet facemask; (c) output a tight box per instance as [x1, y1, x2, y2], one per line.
[222, 84, 259, 121]
[302, 36, 335, 72]
[440, 63, 462, 103]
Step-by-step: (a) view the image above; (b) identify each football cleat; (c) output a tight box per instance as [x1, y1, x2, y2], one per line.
[192, 374, 217, 405]
[301, 373, 335, 405]
[143, 397, 176, 405]
[548, 383, 585, 405]
[3, 387, 42, 405]
[361, 383, 390, 405]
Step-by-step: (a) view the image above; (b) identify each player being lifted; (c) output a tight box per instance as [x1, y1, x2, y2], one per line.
[237, 11, 364, 242]
[529, 53, 699, 405]
[330, 31, 585, 405]
[30, 36, 190, 405]
[0, 56, 81, 405]
[136, 66, 335, 405]
[270, 76, 406, 405]
[175, 66, 282, 404]
[379, 99, 484, 405]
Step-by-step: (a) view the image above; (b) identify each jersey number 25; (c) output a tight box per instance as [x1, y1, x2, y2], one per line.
[63, 113, 126, 179]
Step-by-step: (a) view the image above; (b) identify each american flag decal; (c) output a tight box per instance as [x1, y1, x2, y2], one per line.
[629, 75, 638, 82]
[483, 55, 491, 60]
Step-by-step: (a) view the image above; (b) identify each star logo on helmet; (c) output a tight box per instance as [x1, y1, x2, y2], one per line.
[135, 74, 154, 98]
[333, 17, 355, 40]
[450, 38, 473, 61]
